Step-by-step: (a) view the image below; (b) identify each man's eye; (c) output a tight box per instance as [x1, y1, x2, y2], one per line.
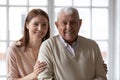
[70, 21, 77, 26]
[62, 22, 67, 26]
[71, 21, 76, 24]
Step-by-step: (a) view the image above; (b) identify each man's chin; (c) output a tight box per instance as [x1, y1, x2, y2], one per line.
[64, 38, 75, 42]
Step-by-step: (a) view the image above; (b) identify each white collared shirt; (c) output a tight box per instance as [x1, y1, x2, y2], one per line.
[59, 35, 78, 56]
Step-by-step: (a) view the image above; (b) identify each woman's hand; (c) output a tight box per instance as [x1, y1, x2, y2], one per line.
[32, 61, 47, 79]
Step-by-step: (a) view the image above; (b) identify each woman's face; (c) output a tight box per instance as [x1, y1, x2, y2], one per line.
[26, 15, 49, 41]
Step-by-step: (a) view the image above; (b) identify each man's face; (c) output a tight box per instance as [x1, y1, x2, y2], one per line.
[55, 12, 82, 44]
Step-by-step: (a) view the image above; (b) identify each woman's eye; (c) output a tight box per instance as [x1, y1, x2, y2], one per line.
[42, 23, 47, 27]
[34, 23, 39, 26]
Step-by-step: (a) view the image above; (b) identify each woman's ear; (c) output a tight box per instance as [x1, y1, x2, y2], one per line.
[79, 19, 82, 27]
[25, 22, 29, 29]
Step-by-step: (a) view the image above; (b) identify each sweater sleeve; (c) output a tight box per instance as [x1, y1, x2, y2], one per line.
[37, 40, 54, 80]
[93, 42, 107, 80]
[6, 45, 19, 80]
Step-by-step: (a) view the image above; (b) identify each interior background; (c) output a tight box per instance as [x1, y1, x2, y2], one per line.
[0, 0, 119, 80]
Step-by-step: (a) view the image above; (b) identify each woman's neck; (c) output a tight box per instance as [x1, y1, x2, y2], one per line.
[27, 39, 42, 61]
[29, 38, 42, 50]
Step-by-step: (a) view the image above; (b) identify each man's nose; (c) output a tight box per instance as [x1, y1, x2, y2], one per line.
[66, 23, 72, 29]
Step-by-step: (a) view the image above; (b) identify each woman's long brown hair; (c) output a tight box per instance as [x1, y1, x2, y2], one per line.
[17, 9, 50, 50]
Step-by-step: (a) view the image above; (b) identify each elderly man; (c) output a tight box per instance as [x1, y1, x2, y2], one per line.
[38, 7, 107, 80]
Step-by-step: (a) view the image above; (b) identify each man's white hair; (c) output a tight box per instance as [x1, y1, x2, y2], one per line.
[57, 7, 80, 20]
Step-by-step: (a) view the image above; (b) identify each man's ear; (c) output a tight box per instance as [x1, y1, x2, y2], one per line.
[55, 21, 58, 28]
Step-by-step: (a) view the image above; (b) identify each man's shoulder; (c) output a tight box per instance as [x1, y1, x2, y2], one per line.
[78, 36, 97, 46]
[78, 36, 94, 42]
[41, 35, 59, 47]
[43, 35, 59, 43]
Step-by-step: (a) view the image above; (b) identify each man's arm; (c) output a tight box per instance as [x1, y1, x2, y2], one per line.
[37, 41, 54, 80]
[94, 43, 107, 80]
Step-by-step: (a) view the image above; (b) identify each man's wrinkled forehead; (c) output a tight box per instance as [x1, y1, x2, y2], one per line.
[57, 7, 80, 20]
[62, 8, 74, 15]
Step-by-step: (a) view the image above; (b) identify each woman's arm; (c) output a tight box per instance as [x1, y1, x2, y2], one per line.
[17, 61, 47, 80]
[6, 45, 47, 80]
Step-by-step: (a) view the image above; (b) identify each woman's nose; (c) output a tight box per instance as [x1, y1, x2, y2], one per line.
[37, 25, 41, 30]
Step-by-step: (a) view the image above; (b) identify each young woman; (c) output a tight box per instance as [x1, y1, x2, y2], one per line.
[6, 9, 50, 80]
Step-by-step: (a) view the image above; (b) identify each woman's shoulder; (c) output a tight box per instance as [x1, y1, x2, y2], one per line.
[7, 41, 24, 55]
[9, 41, 22, 48]
[6, 41, 25, 63]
